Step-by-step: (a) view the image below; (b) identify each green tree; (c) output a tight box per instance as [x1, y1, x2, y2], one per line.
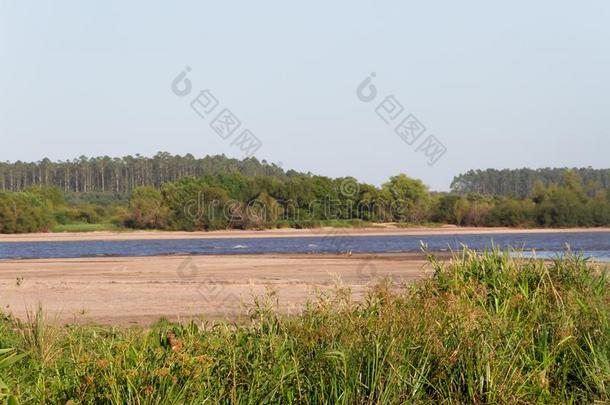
[381, 174, 431, 222]
[127, 187, 169, 229]
[486, 198, 534, 227]
[161, 178, 230, 231]
[0, 192, 55, 233]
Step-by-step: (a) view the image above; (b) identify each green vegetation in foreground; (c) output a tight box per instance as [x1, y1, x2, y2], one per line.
[1, 250, 609, 403]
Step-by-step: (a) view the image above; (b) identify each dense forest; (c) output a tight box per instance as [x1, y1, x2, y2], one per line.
[1, 160, 610, 233]
[451, 168, 610, 198]
[0, 153, 289, 192]
[5, 153, 609, 200]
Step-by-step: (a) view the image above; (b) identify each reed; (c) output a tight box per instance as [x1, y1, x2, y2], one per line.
[1, 249, 608, 403]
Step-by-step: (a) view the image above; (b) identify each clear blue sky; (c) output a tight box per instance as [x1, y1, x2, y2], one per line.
[1, 1, 608, 190]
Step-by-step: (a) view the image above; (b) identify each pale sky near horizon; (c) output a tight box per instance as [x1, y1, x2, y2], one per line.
[1, 1, 608, 191]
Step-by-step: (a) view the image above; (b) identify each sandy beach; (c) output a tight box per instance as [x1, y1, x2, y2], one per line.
[0, 225, 609, 243]
[0, 253, 437, 325]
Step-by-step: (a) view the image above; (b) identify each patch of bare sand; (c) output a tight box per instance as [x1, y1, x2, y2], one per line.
[0, 253, 437, 325]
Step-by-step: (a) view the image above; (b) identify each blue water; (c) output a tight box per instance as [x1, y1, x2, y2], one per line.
[0, 232, 609, 261]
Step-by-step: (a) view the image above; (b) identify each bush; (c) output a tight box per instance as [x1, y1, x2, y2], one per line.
[160, 178, 230, 231]
[126, 187, 169, 229]
[0, 192, 55, 233]
[485, 198, 535, 227]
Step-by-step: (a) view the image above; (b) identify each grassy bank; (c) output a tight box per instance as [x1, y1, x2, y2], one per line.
[0, 250, 608, 403]
[51, 223, 120, 233]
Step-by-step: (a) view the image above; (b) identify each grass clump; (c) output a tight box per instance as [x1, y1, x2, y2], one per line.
[1, 249, 608, 403]
[51, 223, 119, 233]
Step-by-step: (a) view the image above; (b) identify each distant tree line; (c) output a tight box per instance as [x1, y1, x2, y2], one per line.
[125, 173, 432, 231]
[437, 183, 610, 228]
[1, 158, 609, 233]
[451, 168, 610, 198]
[0, 153, 289, 193]
[0, 173, 435, 233]
[125, 171, 610, 231]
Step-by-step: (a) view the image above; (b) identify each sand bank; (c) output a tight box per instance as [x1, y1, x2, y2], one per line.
[0, 253, 436, 325]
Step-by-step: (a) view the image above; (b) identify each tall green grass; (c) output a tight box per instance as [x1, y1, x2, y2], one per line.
[51, 223, 119, 233]
[0, 250, 608, 403]
[0, 348, 25, 405]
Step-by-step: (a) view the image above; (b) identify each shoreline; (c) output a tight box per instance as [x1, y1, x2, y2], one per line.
[1, 225, 609, 243]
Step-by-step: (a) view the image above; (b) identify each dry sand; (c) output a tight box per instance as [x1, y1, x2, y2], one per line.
[0, 253, 436, 325]
[0, 225, 608, 243]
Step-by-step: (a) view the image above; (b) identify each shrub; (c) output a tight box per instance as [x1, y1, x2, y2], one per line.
[0, 192, 55, 233]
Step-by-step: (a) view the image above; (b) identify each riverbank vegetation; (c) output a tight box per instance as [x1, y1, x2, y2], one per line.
[0, 250, 608, 403]
[452, 167, 610, 198]
[0, 154, 609, 233]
